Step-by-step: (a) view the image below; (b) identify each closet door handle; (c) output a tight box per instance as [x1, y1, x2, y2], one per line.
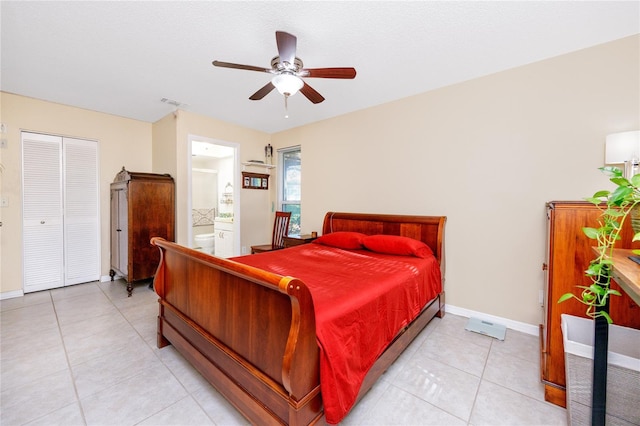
[40, 220, 45, 224]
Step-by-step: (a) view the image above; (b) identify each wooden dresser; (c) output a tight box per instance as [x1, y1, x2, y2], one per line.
[109, 168, 175, 295]
[542, 201, 640, 407]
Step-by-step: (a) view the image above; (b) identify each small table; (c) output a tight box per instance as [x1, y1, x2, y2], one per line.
[610, 248, 640, 306]
[283, 234, 317, 248]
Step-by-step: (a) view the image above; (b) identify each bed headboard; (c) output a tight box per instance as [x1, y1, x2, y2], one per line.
[321, 212, 446, 267]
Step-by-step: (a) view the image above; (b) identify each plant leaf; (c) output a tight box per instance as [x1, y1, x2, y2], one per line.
[600, 311, 614, 324]
[582, 227, 599, 239]
[600, 166, 623, 177]
[610, 186, 633, 205]
[557, 293, 574, 303]
[611, 177, 630, 187]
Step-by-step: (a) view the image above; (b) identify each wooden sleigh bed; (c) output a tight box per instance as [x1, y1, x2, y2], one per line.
[151, 212, 446, 425]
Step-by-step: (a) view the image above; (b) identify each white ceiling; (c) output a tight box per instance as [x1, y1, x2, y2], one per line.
[2, 1, 638, 134]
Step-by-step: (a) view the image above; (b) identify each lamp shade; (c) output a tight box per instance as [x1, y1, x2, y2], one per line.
[605, 131, 640, 164]
[272, 73, 304, 96]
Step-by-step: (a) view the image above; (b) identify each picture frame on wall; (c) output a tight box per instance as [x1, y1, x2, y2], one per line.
[242, 172, 269, 190]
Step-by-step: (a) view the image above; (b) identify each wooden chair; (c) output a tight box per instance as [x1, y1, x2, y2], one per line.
[251, 211, 292, 254]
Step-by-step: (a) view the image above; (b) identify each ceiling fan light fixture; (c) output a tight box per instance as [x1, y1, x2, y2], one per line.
[272, 73, 303, 96]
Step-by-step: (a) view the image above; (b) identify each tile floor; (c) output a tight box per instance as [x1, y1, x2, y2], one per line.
[0, 280, 567, 425]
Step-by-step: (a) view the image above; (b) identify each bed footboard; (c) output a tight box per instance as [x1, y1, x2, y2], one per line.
[151, 237, 322, 425]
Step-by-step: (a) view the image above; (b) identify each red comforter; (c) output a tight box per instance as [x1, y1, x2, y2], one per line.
[233, 243, 442, 424]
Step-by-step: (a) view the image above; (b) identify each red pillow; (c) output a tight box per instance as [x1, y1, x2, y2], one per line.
[362, 235, 433, 258]
[312, 232, 366, 249]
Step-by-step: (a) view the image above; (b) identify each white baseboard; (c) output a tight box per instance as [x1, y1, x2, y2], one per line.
[444, 304, 539, 337]
[0, 289, 25, 300]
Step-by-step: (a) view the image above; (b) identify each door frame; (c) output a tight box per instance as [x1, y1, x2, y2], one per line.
[187, 134, 241, 256]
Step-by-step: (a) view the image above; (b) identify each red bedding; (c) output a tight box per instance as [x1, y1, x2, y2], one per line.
[232, 243, 442, 424]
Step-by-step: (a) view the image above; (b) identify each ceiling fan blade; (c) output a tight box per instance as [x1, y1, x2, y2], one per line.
[212, 60, 271, 73]
[302, 68, 357, 79]
[249, 82, 276, 100]
[300, 82, 325, 104]
[275, 31, 297, 66]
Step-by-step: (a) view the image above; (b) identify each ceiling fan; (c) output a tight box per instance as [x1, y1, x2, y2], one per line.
[212, 31, 356, 105]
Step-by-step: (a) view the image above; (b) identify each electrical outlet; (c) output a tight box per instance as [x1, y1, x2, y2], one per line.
[0, 196, 8, 207]
[242, 246, 248, 254]
[0, 123, 6, 134]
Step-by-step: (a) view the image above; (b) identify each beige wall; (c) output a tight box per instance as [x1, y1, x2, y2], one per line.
[152, 112, 178, 179]
[0, 96, 271, 296]
[167, 110, 272, 251]
[0, 92, 152, 294]
[1, 35, 638, 330]
[271, 35, 640, 326]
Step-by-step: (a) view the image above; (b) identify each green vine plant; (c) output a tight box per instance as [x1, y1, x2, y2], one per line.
[558, 166, 640, 324]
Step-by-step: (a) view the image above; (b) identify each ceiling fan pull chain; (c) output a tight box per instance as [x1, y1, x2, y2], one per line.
[284, 94, 289, 119]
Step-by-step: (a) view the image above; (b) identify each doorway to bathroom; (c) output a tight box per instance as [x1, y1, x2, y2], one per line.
[188, 135, 240, 258]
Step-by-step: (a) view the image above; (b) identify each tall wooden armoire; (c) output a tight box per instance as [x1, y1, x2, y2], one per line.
[542, 201, 640, 407]
[110, 167, 175, 296]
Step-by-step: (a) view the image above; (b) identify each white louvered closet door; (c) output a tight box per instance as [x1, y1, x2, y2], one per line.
[22, 132, 100, 292]
[22, 133, 64, 292]
[64, 138, 100, 285]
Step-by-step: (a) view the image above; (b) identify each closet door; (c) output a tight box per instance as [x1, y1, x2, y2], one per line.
[22, 133, 64, 292]
[22, 132, 100, 292]
[64, 138, 100, 285]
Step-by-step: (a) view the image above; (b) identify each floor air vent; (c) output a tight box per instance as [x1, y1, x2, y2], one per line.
[465, 317, 507, 341]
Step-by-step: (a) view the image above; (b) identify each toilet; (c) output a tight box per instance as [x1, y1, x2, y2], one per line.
[194, 233, 215, 254]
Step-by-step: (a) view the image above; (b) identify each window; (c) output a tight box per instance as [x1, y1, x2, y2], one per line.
[279, 146, 301, 234]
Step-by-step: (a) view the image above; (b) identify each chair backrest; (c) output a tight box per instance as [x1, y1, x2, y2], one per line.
[272, 211, 291, 249]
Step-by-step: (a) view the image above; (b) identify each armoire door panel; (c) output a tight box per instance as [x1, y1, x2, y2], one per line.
[118, 189, 128, 276]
